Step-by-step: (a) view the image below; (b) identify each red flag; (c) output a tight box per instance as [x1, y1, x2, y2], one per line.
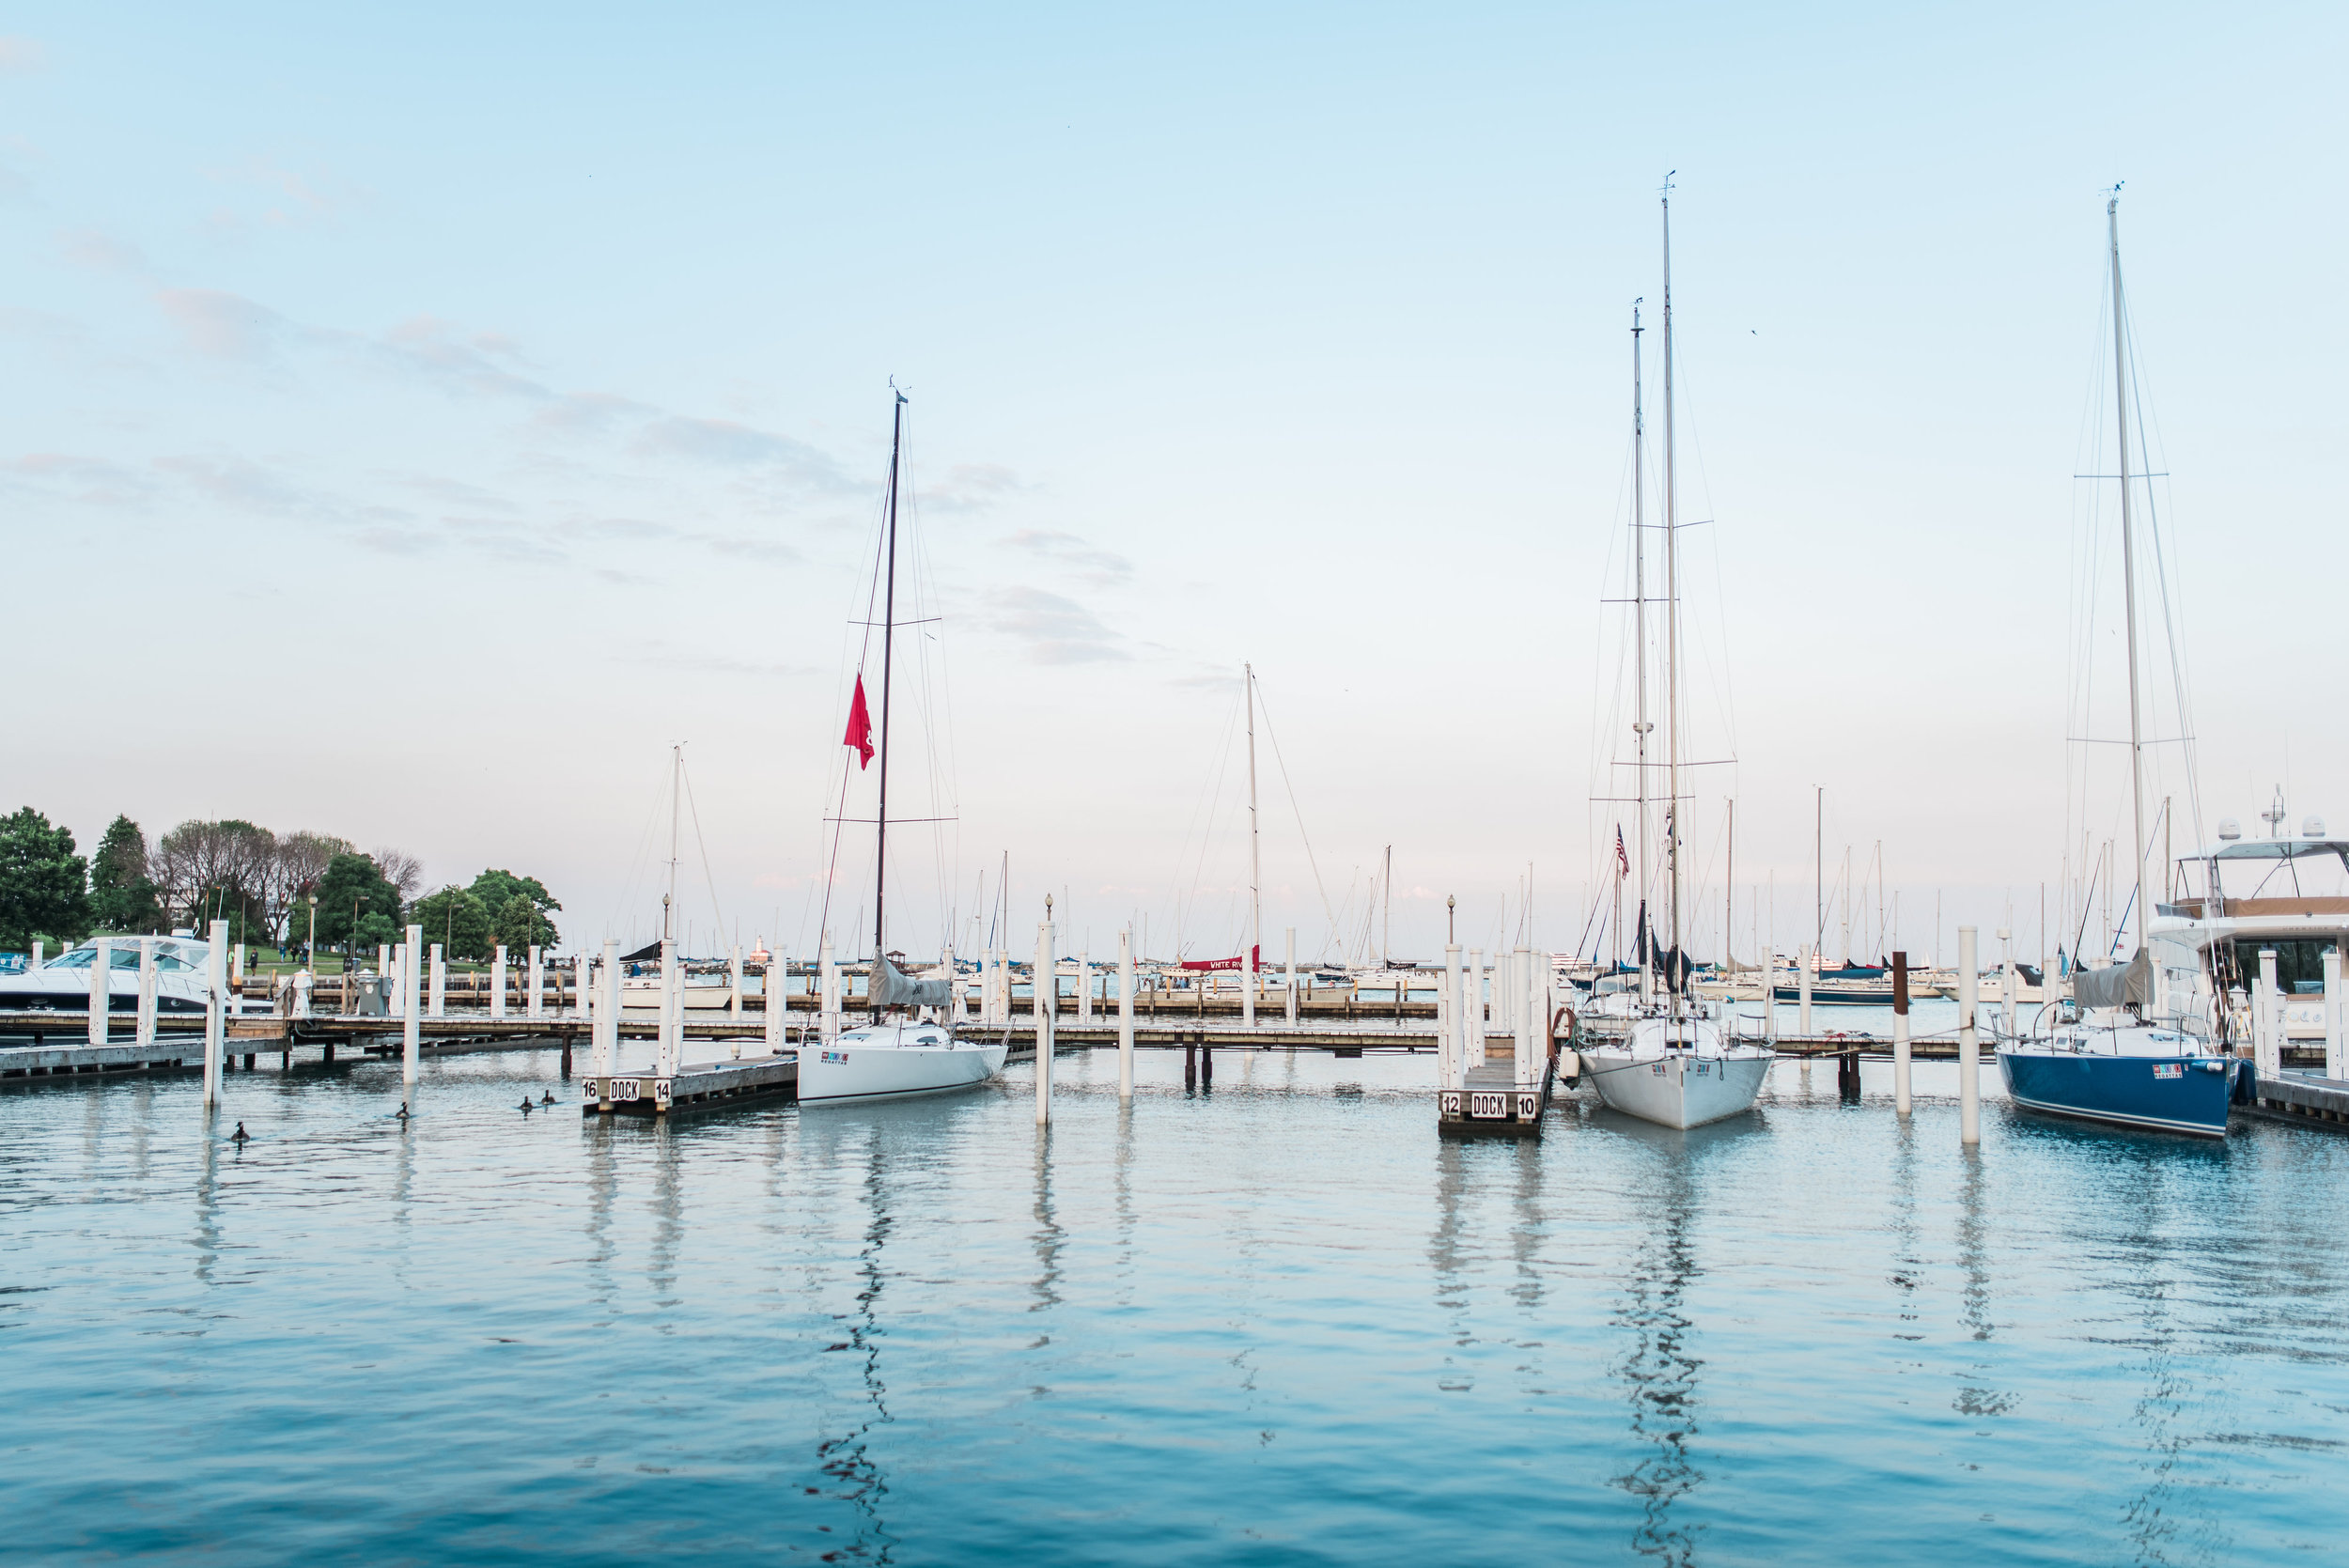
[843, 675, 874, 768]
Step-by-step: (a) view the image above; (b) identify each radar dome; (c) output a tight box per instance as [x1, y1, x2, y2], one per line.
[2305, 815, 2328, 838]
[2217, 817, 2242, 841]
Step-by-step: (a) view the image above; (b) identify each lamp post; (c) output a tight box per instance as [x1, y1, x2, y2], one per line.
[306, 893, 319, 970]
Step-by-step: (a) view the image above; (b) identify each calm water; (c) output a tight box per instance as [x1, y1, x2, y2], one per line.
[4, 1046, 2346, 1565]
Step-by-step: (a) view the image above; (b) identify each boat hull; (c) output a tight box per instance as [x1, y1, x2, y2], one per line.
[1580, 1048, 1771, 1129]
[798, 1039, 1007, 1104]
[1997, 1048, 2232, 1138]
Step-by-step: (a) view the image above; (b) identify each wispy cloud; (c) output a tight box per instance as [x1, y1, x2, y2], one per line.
[58, 227, 150, 276]
[983, 585, 1130, 664]
[632, 415, 854, 492]
[1, 452, 155, 506]
[1001, 526, 1131, 586]
[925, 461, 1028, 512]
[377, 315, 548, 400]
[156, 287, 291, 360]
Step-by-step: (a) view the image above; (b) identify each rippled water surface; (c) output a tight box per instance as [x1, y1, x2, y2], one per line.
[5, 1047, 2346, 1565]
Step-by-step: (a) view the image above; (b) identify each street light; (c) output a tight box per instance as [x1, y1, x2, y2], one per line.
[306, 893, 319, 972]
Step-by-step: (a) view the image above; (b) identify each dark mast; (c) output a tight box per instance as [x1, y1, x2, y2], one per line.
[874, 387, 907, 963]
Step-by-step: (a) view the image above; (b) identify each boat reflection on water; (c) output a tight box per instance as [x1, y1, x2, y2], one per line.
[812, 1126, 901, 1564]
[1600, 1115, 1762, 1566]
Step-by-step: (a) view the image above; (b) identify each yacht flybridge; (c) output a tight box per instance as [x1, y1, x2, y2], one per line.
[801, 388, 1006, 1107]
[1578, 179, 1773, 1130]
[0, 934, 214, 1031]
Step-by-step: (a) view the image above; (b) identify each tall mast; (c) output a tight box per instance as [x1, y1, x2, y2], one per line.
[874, 387, 907, 962]
[664, 742, 680, 942]
[2108, 192, 2150, 957]
[1661, 175, 1684, 1016]
[1382, 845, 1392, 966]
[1246, 663, 1261, 968]
[1631, 300, 1651, 1001]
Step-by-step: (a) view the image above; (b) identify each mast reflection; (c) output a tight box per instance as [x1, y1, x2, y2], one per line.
[814, 1128, 898, 1563]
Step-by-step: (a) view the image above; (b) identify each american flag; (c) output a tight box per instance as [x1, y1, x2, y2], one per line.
[1614, 826, 1629, 877]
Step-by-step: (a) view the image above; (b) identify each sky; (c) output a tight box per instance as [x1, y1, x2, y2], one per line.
[4, 2, 2344, 965]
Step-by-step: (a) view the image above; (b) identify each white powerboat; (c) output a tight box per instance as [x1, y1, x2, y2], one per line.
[0, 933, 214, 1024]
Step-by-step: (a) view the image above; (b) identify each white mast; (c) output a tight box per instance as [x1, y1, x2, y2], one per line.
[1662, 174, 1684, 1019]
[2108, 191, 2150, 955]
[1246, 662, 1261, 970]
[663, 742, 681, 943]
[1631, 300, 1652, 1001]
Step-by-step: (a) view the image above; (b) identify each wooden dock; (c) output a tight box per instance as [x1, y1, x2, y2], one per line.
[1437, 1049, 1558, 1139]
[579, 1053, 799, 1117]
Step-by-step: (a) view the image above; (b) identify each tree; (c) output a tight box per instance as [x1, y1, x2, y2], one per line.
[313, 852, 404, 951]
[264, 831, 353, 943]
[409, 885, 493, 962]
[0, 807, 91, 950]
[469, 867, 558, 918]
[152, 819, 272, 932]
[88, 815, 163, 933]
[372, 847, 425, 904]
[491, 893, 558, 954]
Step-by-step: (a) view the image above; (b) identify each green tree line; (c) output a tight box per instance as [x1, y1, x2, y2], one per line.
[0, 806, 561, 962]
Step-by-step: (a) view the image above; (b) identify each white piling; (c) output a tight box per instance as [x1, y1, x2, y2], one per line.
[203, 921, 227, 1108]
[1467, 949, 1486, 1068]
[490, 945, 508, 1019]
[729, 944, 744, 1021]
[527, 944, 544, 1020]
[1798, 943, 1813, 1037]
[1892, 950, 1912, 1116]
[428, 943, 445, 1018]
[87, 936, 111, 1046]
[764, 953, 786, 1054]
[30, 940, 42, 972]
[294, 967, 313, 1019]
[597, 939, 619, 1079]
[1118, 926, 1135, 1101]
[2326, 948, 2343, 1082]
[1242, 938, 1256, 1029]
[1958, 925, 1980, 1145]
[1998, 927, 2015, 1044]
[1514, 945, 1535, 1088]
[659, 939, 679, 1079]
[1441, 942, 1462, 1090]
[1080, 950, 1092, 1024]
[2256, 949, 2280, 1080]
[1035, 920, 1055, 1125]
[229, 939, 243, 1017]
[379, 944, 394, 1014]
[136, 937, 158, 1046]
[1285, 925, 1298, 1026]
[820, 933, 839, 1042]
[401, 924, 422, 1109]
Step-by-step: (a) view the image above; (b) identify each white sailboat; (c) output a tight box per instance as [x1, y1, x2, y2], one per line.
[1580, 180, 1773, 1130]
[800, 387, 1007, 1106]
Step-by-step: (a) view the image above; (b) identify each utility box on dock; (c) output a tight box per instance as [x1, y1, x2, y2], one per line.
[353, 976, 388, 1017]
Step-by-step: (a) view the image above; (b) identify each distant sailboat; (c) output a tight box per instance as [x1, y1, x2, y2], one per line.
[801, 388, 1007, 1106]
[1579, 180, 1772, 1130]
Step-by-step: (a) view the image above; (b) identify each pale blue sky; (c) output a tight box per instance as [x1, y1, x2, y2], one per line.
[4, 3, 2343, 961]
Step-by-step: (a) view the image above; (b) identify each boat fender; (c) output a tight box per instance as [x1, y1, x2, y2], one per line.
[1550, 1004, 1576, 1054]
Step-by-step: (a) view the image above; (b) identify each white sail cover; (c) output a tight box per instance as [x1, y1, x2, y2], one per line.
[2072, 950, 2154, 1012]
[868, 955, 953, 1009]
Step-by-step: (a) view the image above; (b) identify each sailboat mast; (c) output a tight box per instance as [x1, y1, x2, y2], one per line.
[664, 743, 680, 942]
[1661, 176, 1684, 1014]
[875, 387, 907, 961]
[1246, 663, 1261, 968]
[1382, 844, 1392, 966]
[2108, 193, 2150, 953]
[1631, 301, 1651, 1001]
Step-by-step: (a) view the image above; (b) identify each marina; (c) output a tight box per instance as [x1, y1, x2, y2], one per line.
[7, 1044, 2349, 1565]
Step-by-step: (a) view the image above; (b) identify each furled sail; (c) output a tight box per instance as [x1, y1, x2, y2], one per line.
[868, 954, 952, 1009]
